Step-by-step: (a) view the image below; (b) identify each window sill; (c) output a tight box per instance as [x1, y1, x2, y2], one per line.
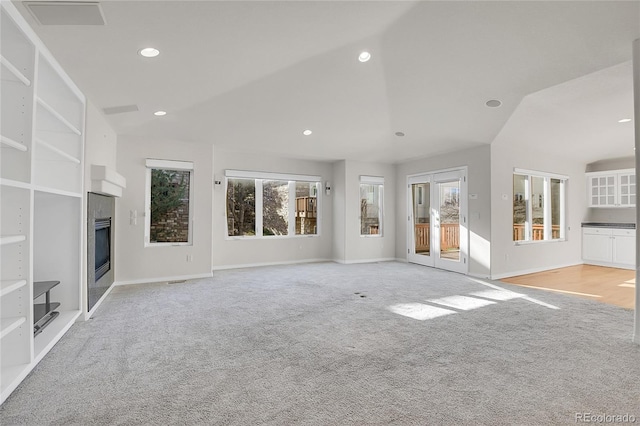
[514, 238, 566, 246]
[360, 234, 383, 238]
[145, 242, 192, 248]
[225, 234, 320, 241]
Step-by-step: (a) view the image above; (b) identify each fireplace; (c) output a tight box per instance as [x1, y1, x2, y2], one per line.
[88, 193, 115, 312]
[95, 218, 111, 281]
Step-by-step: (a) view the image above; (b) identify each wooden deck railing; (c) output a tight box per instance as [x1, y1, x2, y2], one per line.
[295, 197, 317, 218]
[513, 224, 560, 241]
[415, 223, 561, 252]
[414, 223, 459, 252]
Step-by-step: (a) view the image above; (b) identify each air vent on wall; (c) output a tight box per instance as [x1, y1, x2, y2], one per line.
[24, 2, 106, 26]
[103, 105, 139, 115]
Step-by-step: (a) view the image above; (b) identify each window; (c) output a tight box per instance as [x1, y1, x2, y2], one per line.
[145, 159, 194, 245]
[227, 179, 256, 236]
[225, 170, 321, 238]
[360, 176, 384, 236]
[513, 169, 566, 242]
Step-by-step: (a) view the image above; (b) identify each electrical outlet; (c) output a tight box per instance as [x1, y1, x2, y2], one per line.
[186, 254, 193, 262]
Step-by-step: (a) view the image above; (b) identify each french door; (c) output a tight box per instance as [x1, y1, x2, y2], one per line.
[407, 169, 468, 274]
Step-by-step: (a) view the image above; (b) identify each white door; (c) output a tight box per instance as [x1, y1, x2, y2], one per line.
[407, 175, 433, 267]
[407, 169, 468, 274]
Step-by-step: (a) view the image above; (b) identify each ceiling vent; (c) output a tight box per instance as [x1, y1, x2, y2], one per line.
[103, 105, 139, 115]
[24, 2, 106, 25]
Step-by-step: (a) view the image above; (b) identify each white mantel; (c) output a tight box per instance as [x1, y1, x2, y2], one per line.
[91, 165, 126, 197]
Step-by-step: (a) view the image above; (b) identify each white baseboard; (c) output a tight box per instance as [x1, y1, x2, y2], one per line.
[212, 258, 331, 271]
[114, 272, 213, 286]
[582, 260, 634, 270]
[468, 272, 492, 279]
[490, 261, 583, 280]
[338, 257, 398, 265]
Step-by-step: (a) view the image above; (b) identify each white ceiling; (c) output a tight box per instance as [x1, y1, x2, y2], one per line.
[14, 0, 640, 164]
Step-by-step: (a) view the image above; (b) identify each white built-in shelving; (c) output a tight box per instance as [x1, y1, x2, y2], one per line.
[35, 137, 81, 164]
[0, 54, 31, 86]
[0, 279, 27, 297]
[0, 2, 84, 405]
[1, 135, 28, 152]
[0, 235, 26, 245]
[0, 317, 26, 339]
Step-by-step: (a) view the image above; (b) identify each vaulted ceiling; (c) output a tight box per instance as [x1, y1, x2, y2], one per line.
[14, 1, 640, 164]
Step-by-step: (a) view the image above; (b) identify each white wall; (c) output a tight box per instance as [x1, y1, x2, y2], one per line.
[84, 102, 117, 177]
[212, 150, 333, 269]
[490, 142, 586, 279]
[342, 160, 396, 263]
[115, 136, 213, 284]
[395, 145, 492, 277]
[332, 160, 346, 263]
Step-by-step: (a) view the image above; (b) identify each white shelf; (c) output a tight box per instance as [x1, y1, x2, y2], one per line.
[0, 234, 26, 246]
[1, 135, 28, 152]
[35, 137, 80, 164]
[0, 316, 26, 339]
[0, 178, 31, 190]
[0, 55, 31, 86]
[0, 279, 27, 297]
[36, 98, 81, 136]
[33, 184, 82, 198]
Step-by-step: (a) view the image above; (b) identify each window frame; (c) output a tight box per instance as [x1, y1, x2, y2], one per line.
[225, 170, 322, 240]
[513, 168, 567, 245]
[145, 159, 195, 247]
[359, 175, 384, 238]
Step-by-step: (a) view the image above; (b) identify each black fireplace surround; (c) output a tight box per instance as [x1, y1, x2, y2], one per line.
[88, 193, 115, 312]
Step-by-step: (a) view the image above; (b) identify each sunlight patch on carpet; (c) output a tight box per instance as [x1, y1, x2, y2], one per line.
[388, 303, 456, 320]
[428, 295, 496, 311]
[469, 289, 524, 301]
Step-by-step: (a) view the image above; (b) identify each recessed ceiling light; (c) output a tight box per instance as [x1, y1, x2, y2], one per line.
[139, 47, 160, 58]
[154, 110, 167, 116]
[485, 99, 502, 108]
[395, 131, 405, 137]
[618, 118, 632, 123]
[358, 51, 371, 63]
[303, 129, 312, 136]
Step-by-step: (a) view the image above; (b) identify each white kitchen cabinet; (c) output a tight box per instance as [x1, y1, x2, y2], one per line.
[582, 226, 635, 269]
[586, 169, 636, 208]
[612, 229, 636, 266]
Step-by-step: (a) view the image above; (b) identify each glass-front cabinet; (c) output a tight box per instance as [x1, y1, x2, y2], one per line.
[586, 169, 635, 208]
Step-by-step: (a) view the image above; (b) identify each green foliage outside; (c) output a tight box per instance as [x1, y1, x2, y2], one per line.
[150, 169, 190, 242]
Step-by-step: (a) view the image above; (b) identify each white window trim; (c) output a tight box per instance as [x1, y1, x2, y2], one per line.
[225, 173, 322, 239]
[359, 176, 384, 237]
[145, 159, 194, 247]
[513, 169, 566, 245]
[225, 169, 320, 182]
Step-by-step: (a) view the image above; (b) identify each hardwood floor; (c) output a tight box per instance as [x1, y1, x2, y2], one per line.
[500, 264, 635, 310]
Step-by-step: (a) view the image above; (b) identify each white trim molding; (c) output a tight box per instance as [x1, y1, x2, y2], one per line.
[114, 272, 213, 286]
[225, 169, 321, 182]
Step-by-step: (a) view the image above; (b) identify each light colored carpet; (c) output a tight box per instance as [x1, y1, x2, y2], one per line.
[1, 261, 639, 425]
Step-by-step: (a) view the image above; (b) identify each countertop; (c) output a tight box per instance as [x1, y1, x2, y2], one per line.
[581, 222, 636, 229]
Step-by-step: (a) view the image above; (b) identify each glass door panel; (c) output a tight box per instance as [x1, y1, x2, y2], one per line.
[438, 180, 460, 262]
[412, 183, 430, 256]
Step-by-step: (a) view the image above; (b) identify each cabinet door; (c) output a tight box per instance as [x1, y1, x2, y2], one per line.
[618, 173, 636, 207]
[588, 175, 617, 207]
[612, 230, 635, 266]
[582, 230, 613, 262]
